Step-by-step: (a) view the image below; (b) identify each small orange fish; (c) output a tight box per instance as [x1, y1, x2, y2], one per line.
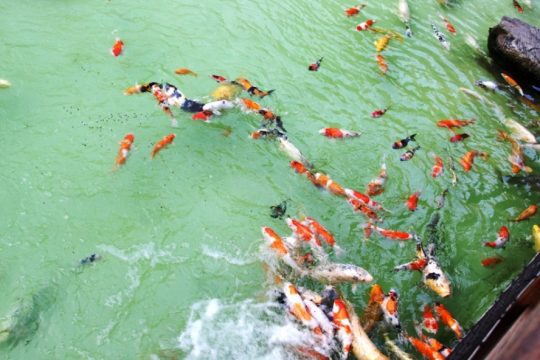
[290, 160, 318, 185]
[407, 191, 420, 211]
[175, 68, 197, 76]
[151, 133, 175, 158]
[439, 15, 456, 35]
[501, 72, 524, 96]
[345, 4, 366, 17]
[513, 0, 524, 13]
[511, 204, 537, 222]
[460, 150, 488, 172]
[437, 119, 476, 130]
[304, 217, 336, 248]
[376, 54, 388, 74]
[432, 155, 444, 178]
[238, 98, 262, 112]
[115, 133, 134, 167]
[235, 77, 274, 98]
[434, 303, 463, 339]
[314, 173, 346, 197]
[363, 223, 413, 241]
[366, 162, 387, 196]
[482, 257, 503, 267]
[348, 198, 381, 222]
[408, 337, 445, 360]
[111, 38, 124, 57]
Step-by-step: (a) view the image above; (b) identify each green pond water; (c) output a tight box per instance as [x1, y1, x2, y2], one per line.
[0, 0, 539, 359]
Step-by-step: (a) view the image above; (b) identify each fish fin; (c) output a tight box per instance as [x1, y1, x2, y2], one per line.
[410, 133, 417, 142]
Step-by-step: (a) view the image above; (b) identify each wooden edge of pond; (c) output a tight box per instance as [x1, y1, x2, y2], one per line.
[448, 253, 540, 360]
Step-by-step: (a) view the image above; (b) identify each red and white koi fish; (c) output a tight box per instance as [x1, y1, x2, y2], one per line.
[484, 225, 510, 248]
[345, 188, 383, 211]
[261, 227, 302, 272]
[423, 305, 439, 334]
[304, 217, 338, 249]
[356, 19, 375, 31]
[286, 218, 325, 259]
[434, 303, 463, 339]
[345, 4, 366, 17]
[381, 289, 402, 332]
[363, 223, 413, 241]
[290, 160, 317, 185]
[115, 133, 134, 168]
[432, 155, 444, 178]
[348, 198, 381, 222]
[111, 38, 124, 57]
[319, 128, 361, 138]
[315, 173, 347, 197]
[283, 283, 324, 336]
[407, 191, 420, 211]
[332, 299, 354, 359]
[151, 133, 175, 158]
[394, 240, 428, 271]
[366, 162, 387, 196]
[482, 257, 504, 267]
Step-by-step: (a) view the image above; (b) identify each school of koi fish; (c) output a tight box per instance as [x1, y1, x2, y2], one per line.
[94, 1, 540, 359]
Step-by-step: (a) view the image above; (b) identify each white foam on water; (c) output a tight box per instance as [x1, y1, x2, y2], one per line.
[201, 245, 257, 266]
[98, 242, 185, 267]
[176, 298, 328, 360]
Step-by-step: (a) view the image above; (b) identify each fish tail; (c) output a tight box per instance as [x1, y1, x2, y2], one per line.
[267, 89, 275, 96]
[410, 133, 417, 142]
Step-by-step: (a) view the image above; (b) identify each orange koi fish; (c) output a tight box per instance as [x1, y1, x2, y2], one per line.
[376, 54, 388, 74]
[381, 289, 401, 332]
[484, 225, 510, 248]
[425, 337, 452, 358]
[374, 34, 391, 52]
[511, 204, 537, 221]
[261, 227, 302, 272]
[356, 19, 375, 31]
[439, 15, 456, 35]
[501, 72, 524, 96]
[235, 77, 274, 98]
[366, 162, 387, 196]
[308, 57, 323, 71]
[150, 133, 175, 158]
[175, 68, 198, 76]
[283, 283, 323, 336]
[345, 4, 366, 17]
[432, 155, 444, 178]
[319, 128, 361, 138]
[408, 337, 445, 360]
[407, 191, 420, 211]
[314, 173, 346, 197]
[497, 130, 532, 174]
[304, 217, 336, 248]
[348, 198, 381, 222]
[437, 119, 476, 130]
[434, 303, 463, 339]
[363, 223, 413, 241]
[115, 133, 134, 167]
[290, 160, 318, 185]
[111, 38, 124, 57]
[423, 305, 439, 334]
[238, 98, 262, 113]
[459, 150, 488, 172]
[513, 0, 524, 13]
[286, 217, 318, 243]
[344, 188, 383, 211]
[481, 257, 504, 267]
[332, 299, 354, 358]
[361, 285, 383, 332]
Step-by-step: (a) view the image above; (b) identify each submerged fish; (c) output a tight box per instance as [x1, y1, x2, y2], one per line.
[482, 257, 504, 267]
[175, 68, 197, 76]
[0, 79, 12, 88]
[270, 200, 287, 219]
[366, 161, 387, 196]
[308, 263, 373, 284]
[504, 119, 537, 143]
[400, 146, 420, 161]
[431, 23, 450, 51]
[511, 204, 537, 222]
[398, 0, 413, 37]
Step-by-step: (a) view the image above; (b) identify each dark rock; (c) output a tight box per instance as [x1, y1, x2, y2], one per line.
[488, 17, 540, 85]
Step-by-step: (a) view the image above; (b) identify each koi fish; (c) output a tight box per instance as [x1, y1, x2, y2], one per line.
[192, 110, 214, 122]
[398, 0, 413, 37]
[235, 77, 274, 98]
[115, 133, 135, 167]
[315, 172, 346, 197]
[261, 227, 302, 272]
[348, 198, 381, 222]
[423, 305, 439, 334]
[484, 225, 510, 248]
[278, 137, 310, 167]
[475, 80, 499, 91]
[363, 223, 413, 241]
[332, 299, 354, 359]
[431, 23, 450, 51]
[308, 263, 373, 284]
[448, 156, 458, 186]
[434, 303, 463, 339]
[111, 38, 124, 57]
[407, 191, 420, 211]
[376, 55, 388, 74]
[504, 119, 536, 144]
[372, 107, 389, 118]
[450, 133, 469, 142]
[374, 34, 391, 52]
[283, 283, 323, 336]
[237, 98, 262, 113]
[175, 68, 197, 76]
[513, 0, 524, 13]
[344, 188, 383, 211]
[286, 218, 318, 243]
[203, 99, 235, 115]
[345, 4, 366, 17]
[400, 146, 421, 161]
[501, 72, 524, 96]
[290, 160, 317, 185]
[361, 285, 384, 332]
[424, 337, 451, 358]
[150, 133, 175, 158]
[439, 14, 456, 35]
[0, 79, 12, 88]
[303, 298, 334, 338]
[532, 224, 540, 252]
[423, 256, 451, 297]
[366, 162, 387, 196]
[459, 150, 488, 172]
[250, 128, 282, 140]
[392, 134, 416, 149]
[319, 128, 361, 138]
[437, 119, 475, 130]
[482, 257, 504, 267]
[381, 289, 401, 332]
[304, 217, 339, 249]
[123, 84, 142, 95]
[435, 189, 449, 209]
[308, 57, 323, 71]
[356, 20, 375, 32]
[511, 204, 537, 221]
[432, 155, 444, 178]
[408, 337, 445, 360]
[210, 74, 228, 83]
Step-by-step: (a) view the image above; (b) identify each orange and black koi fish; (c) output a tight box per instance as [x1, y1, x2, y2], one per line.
[501, 72, 524, 96]
[236, 77, 274, 98]
[450, 133, 469, 142]
[392, 134, 416, 149]
[308, 57, 323, 71]
[460, 150, 488, 172]
[210, 74, 228, 83]
[151, 133, 175, 158]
